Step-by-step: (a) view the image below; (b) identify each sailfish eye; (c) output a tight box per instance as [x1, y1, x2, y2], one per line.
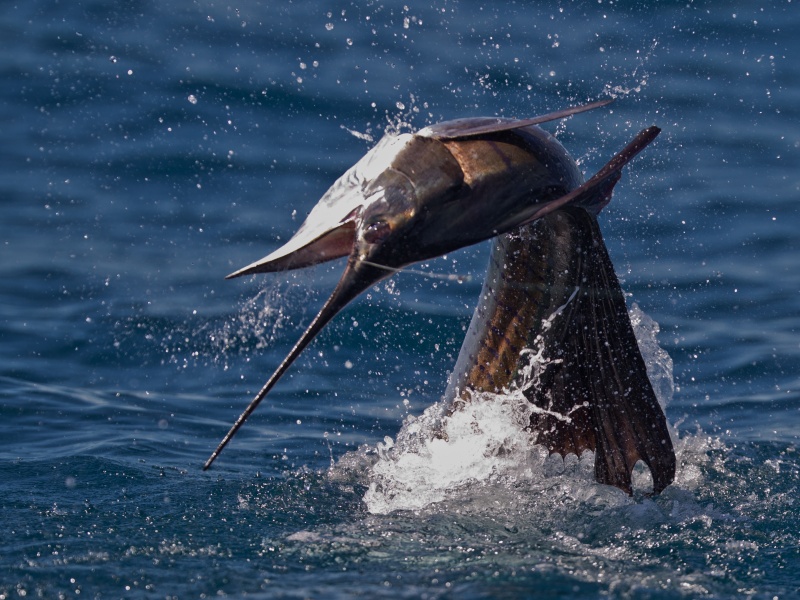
[363, 219, 392, 244]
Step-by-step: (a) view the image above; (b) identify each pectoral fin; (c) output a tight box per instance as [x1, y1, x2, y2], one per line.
[419, 99, 614, 140]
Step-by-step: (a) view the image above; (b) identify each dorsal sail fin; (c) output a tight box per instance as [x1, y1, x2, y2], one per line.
[519, 208, 675, 494]
[446, 206, 675, 494]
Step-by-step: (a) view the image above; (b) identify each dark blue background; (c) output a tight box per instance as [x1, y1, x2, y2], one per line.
[1, 0, 798, 597]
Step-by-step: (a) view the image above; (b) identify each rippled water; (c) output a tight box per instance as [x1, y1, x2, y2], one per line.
[2, 0, 798, 597]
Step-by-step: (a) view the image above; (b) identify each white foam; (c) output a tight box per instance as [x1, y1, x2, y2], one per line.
[363, 391, 539, 514]
[629, 302, 674, 409]
[357, 305, 676, 515]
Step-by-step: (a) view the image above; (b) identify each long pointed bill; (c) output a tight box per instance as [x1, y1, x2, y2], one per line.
[203, 259, 389, 470]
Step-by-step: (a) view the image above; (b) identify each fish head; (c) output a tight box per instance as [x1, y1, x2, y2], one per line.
[228, 122, 580, 282]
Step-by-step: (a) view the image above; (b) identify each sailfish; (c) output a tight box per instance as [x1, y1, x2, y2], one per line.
[203, 99, 676, 495]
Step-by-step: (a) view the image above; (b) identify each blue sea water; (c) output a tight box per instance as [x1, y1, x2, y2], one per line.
[1, 0, 799, 597]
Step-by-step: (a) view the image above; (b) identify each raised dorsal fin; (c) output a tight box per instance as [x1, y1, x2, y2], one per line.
[522, 208, 676, 494]
[447, 204, 675, 494]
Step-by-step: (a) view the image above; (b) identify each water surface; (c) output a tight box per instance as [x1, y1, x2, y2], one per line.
[1, 0, 798, 597]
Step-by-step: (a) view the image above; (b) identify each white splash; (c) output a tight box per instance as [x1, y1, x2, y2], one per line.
[363, 390, 539, 514]
[629, 302, 674, 409]
[356, 305, 674, 515]
[601, 40, 659, 99]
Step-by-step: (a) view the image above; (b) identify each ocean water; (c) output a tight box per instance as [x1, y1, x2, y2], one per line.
[1, 0, 798, 597]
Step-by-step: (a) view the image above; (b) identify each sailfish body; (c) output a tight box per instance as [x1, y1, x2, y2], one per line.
[205, 100, 676, 495]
